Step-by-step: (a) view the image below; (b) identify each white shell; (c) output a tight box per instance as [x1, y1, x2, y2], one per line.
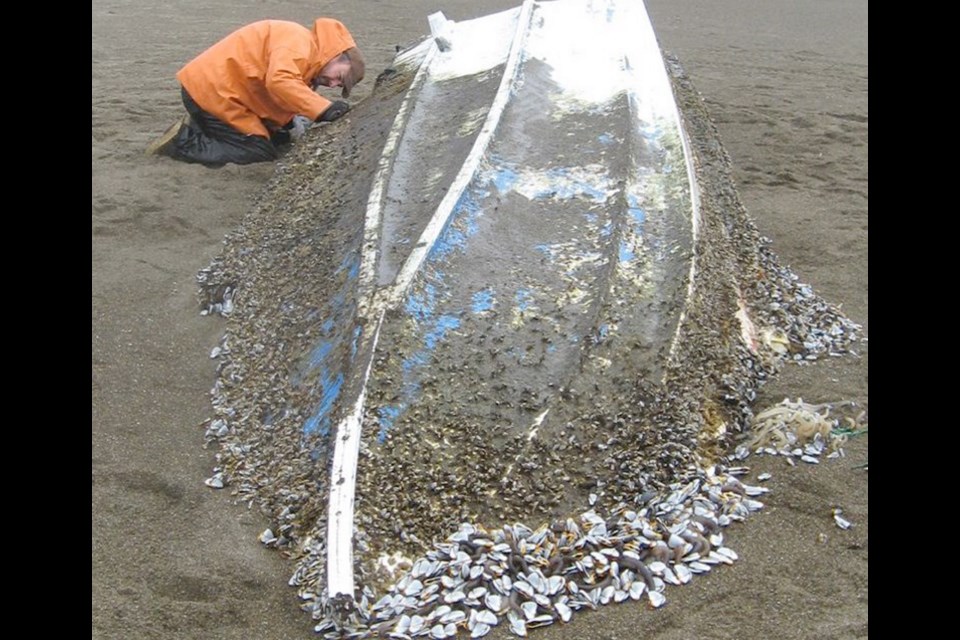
[521, 601, 538, 620]
[648, 590, 666, 608]
[409, 615, 425, 635]
[546, 575, 565, 596]
[476, 609, 498, 626]
[514, 580, 534, 598]
[393, 615, 411, 634]
[440, 610, 466, 625]
[509, 613, 527, 636]
[528, 614, 555, 628]
[716, 547, 739, 562]
[444, 590, 466, 604]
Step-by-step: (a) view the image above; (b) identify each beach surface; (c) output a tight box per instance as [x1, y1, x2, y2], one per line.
[92, 1, 867, 638]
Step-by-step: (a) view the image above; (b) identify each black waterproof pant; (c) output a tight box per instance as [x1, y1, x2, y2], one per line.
[169, 87, 280, 167]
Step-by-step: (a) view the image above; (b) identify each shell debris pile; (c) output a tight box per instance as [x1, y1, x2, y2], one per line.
[306, 468, 765, 638]
[193, 57, 865, 638]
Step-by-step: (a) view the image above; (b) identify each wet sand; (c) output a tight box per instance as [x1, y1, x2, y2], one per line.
[92, 1, 867, 638]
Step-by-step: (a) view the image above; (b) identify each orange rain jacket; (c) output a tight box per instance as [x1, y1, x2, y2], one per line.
[176, 18, 357, 138]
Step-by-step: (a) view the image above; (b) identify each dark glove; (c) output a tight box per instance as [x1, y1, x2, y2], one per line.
[317, 100, 350, 123]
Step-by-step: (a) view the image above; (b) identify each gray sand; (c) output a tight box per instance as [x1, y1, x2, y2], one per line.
[92, 1, 867, 638]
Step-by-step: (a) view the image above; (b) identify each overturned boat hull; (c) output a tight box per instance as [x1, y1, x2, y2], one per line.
[197, 0, 860, 635]
[329, 0, 701, 598]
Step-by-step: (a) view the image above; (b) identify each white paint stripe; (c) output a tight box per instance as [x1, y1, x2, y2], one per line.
[667, 111, 702, 369]
[614, 0, 701, 372]
[326, 43, 440, 601]
[326, 309, 384, 598]
[387, 0, 535, 309]
[357, 44, 439, 317]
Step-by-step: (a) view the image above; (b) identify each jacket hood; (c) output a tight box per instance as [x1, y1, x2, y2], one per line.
[310, 18, 357, 76]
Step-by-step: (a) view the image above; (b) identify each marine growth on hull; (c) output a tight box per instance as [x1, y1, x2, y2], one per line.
[195, 1, 863, 637]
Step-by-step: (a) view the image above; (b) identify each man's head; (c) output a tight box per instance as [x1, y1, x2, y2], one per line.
[312, 47, 366, 98]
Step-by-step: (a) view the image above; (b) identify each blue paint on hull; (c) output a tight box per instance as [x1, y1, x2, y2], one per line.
[288, 252, 363, 441]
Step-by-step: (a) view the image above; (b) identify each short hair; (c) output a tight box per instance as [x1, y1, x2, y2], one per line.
[340, 47, 365, 98]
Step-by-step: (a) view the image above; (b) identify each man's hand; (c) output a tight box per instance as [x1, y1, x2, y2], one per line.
[289, 115, 313, 141]
[317, 100, 351, 123]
